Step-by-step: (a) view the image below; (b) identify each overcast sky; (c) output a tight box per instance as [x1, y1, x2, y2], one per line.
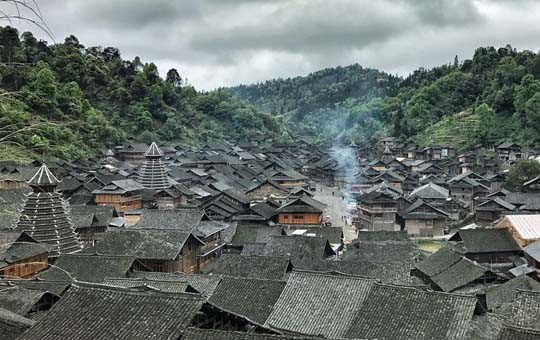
[4, 0, 540, 90]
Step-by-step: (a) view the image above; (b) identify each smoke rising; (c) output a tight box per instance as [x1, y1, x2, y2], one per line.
[330, 142, 358, 221]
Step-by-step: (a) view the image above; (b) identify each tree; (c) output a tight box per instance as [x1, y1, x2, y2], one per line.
[0, 26, 20, 62]
[476, 103, 497, 145]
[24, 62, 59, 116]
[506, 160, 540, 190]
[57, 81, 84, 117]
[166, 68, 182, 87]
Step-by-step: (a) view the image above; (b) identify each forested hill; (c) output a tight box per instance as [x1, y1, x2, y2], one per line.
[0, 26, 290, 162]
[228, 46, 540, 150]
[229, 65, 400, 117]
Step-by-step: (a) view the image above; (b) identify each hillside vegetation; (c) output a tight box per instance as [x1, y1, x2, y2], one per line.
[0, 26, 290, 161]
[229, 46, 540, 150]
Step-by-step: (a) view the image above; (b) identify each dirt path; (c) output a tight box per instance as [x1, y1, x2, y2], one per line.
[313, 184, 357, 243]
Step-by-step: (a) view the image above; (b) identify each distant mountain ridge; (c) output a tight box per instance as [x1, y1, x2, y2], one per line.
[227, 45, 540, 150]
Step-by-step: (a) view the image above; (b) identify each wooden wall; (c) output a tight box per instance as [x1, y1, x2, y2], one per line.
[405, 218, 446, 237]
[278, 212, 321, 225]
[0, 254, 48, 279]
[95, 194, 142, 213]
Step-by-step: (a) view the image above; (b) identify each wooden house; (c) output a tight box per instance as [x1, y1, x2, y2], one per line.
[356, 187, 399, 232]
[414, 247, 498, 293]
[132, 209, 230, 270]
[415, 162, 445, 176]
[475, 198, 516, 223]
[458, 152, 476, 165]
[245, 180, 289, 202]
[0, 232, 49, 279]
[269, 170, 308, 189]
[370, 171, 404, 190]
[448, 228, 521, 263]
[0, 173, 28, 190]
[202, 189, 250, 220]
[153, 184, 196, 210]
[448, 172, 491, 211]
[485, 173, 507, 192]
[497, 142, 524, 161]
[95, 229, 204, 273]
[92, 179, 144, 213]
[233, 202, 277, 226]
[379, 137, 401, 150]
[117, 143, 148, 164]
[423, 146, 456, 160]
[70, 205, 118, 246]
[403, 199, 448, 237]
[276, 196, 325, 226]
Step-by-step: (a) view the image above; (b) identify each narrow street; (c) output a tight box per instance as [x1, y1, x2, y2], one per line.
[313, 184, 358, 243]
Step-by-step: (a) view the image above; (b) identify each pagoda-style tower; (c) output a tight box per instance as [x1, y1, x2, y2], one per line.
[137, 142, 170, 190]
[16, 164, 83, 257]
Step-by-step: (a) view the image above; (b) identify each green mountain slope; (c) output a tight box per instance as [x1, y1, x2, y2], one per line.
[228, 45, 540, 150]
[0, 26, 290, 161]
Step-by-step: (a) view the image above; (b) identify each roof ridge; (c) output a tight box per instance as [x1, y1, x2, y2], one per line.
[70, 282, 204, 299]
[373, 281, 477, 299]
[291, 269, 378, 281]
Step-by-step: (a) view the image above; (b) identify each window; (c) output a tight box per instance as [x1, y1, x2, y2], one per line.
[283, 215, 289, 219]
[293, 215, 304, 219]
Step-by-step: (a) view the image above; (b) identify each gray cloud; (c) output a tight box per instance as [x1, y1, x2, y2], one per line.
[1, 0, 540, 89]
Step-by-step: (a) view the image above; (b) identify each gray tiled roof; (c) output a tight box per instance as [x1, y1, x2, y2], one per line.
[209, 276, 286, 324]
[38, 254, 137, 283]
[133, 208, 204, 230]
[240, 243, 266, 256]
[181, 328, 322, 340]
[430, 257, 490, 292]
[415, 246, 462, 277]
[345, 283, 476, 340]
[508, 290, 540, 330]
[0, 307, 35, 340]
[449, 228, 520, 254]
[0, 286, 57, 316]
[343, 240, 421, 263]
[303, 260, 415, 285]
[16, 285, 204, 340]
[463, 313, 503, 340]
[131, 271, 221, 297]
[230, 226, 285, 246]
[486, 276, 540, 311]
[264, 271, 375, 338]
[356, 230, 410, 241]
[95, 229, 202, 260]
[263, 235, 336, 267]
[496, 326, 540, 340]
[211, 254, 291, 281]
[0, 280, 70, 297]
[102, 278, 193, 294]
